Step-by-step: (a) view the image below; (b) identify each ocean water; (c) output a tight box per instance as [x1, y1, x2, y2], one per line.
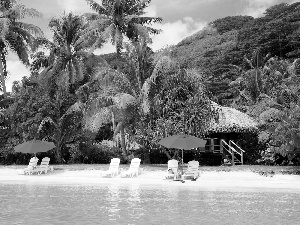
[0, 182, 299, 225]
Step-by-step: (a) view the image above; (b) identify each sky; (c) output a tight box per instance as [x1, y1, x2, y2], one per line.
[2, 0, 298, 93]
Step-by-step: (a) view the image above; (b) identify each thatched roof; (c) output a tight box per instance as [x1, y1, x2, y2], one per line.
[208, 102, 258, 133]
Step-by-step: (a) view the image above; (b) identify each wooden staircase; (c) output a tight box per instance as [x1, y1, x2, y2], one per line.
[221, 140, 245, 165]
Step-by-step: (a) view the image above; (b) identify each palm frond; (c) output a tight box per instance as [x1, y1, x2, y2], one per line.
[102, 23, 116, 41]
[14, 22, 43, 37]
[131, 23, 151, 42]
[72, 57, 86, 82]
[83, 13, 101, 21]
[141, 56, 179, 114]
[32, 37, 55, 52]
[30, 51, 50, 74]
[48, 18, 61, 29]
[6, 31, 30, 65]
[92, 67, 135, 96]
[87, 34, 104, 54]
[82, 91, 136, 133]
[144, 25, 162, 35]
[150, 56, 176, 83]
[136, 16, 163, 25]
[5, 4, 42, 20]
[51, 55, 68, 81]
[127, 0, 151, 15]
[86, 0, 109, 15]
[18, 4, 42, 18]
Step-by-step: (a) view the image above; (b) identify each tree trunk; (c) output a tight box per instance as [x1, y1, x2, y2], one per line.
[54, 143, 62, 164]
[255, 49, 260, 102]
[120, 126, 127, 157]
[111, 111, 117, 147]
[255, 68, 260, 101]
[0, 60, 7, 98]
[163, 148, 172, 160]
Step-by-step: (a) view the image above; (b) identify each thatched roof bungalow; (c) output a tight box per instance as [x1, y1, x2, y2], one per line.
[207, 102, 258, 134]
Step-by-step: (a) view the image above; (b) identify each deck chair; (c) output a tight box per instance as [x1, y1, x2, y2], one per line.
[121, 158, 141, 178]
[182, 160, 200, 180]
[36, 157, 51, 175]
[19, 157, 39, 175]
[163, 159, 179, 179]
[102, 158, 120, 177]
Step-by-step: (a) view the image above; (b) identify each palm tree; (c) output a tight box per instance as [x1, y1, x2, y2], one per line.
[0, 0, 43, 98]
[75, 46, 178, 156]
[83, 0, 162, 54]
[33, 12, 101, 94]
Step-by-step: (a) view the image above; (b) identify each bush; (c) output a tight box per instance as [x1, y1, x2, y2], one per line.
[149, 149, 169, 164]
[236, 133, 264, 164]
[0, 153, 31, 165]
[194, 151, 223, 166]
[72, 142, 123, 164]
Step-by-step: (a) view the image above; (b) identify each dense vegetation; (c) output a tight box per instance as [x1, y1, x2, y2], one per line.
[1, 0, 300, 166]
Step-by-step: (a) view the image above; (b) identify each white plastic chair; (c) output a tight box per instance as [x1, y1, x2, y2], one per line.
[36, 157, 51, 175]
[121, 158, 141, 178]
[102, 158, 121, 177]
[182, 160, 200, 180]
[163, 159, 179, 179]
[22, 157, 39, 175]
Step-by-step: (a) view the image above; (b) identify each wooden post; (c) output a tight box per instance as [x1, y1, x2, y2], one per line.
[220, 139, 223, 153]
[229, 140, 235, 165]
[211, 138, 214, 152]
[241, 151, 243, 165]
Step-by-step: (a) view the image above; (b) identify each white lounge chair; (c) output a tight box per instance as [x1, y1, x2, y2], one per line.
[18, 157, 39, 175]
[36, 157, 51, 175]
[102, 158, 120, 177]
[121, 158, 141, 178]
[163, 159, 179, 180]
[182, 160, 200, 180]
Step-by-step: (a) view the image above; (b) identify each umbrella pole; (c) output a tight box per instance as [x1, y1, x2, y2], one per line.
[181, 149, 184, 175]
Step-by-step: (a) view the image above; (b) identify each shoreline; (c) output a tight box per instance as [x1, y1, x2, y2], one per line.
[1, 167, 300, 193]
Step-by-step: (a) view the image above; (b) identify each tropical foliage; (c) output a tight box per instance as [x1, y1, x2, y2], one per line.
[2, 1, 300, 166]
[0, 0, 43, 98]
[83, 0, 162, 54]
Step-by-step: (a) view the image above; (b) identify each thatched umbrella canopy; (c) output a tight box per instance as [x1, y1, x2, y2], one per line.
[208, 102, 258, 133]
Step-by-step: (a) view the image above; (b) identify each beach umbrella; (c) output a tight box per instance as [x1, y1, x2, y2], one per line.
[158, 134, 207, 164]
[14, 140, 56, 155]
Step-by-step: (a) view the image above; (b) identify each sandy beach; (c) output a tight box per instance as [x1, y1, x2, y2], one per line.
[1, 166, 300, 192]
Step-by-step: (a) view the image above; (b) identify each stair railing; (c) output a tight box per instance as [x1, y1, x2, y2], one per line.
[221, 140, 243, 165]
[229, 140, 245, 165]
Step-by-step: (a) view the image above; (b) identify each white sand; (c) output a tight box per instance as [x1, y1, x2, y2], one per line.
[1, 168, 300, 192]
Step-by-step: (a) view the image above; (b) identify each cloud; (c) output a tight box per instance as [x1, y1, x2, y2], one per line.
[144, 3, 158, 17]
[56, 0, 92, 14]
[149, 17, 207, 51]
[4, 60, 30, 93]
[94, 42, 116, 55]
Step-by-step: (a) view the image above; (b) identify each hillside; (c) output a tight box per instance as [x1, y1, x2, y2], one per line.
[168, 2, 300, 104]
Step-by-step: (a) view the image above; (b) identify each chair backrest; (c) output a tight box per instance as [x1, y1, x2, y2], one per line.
[129, 158, 141, 171]
[187, 160, 199, 172]
[28, 157, 39, 169]
[167, 159, 178, 172]
[108, 158, 120, 171]
[40, 157, 50, 167]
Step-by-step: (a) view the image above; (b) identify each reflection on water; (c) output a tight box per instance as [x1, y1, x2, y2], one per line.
[0, 183, 300, 225]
